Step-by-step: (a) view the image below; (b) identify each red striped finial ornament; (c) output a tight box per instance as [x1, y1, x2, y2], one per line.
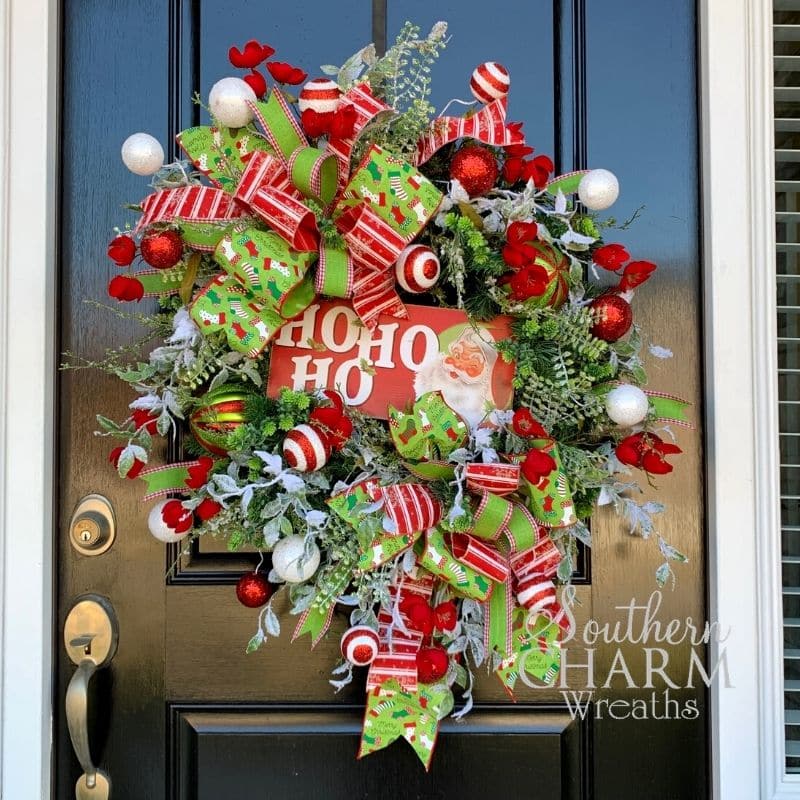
[394, 245, 441, 293]
[282, 424, 331, 472]
[298, 78, 342, 114]
[469, 62, 510, 104]
[340, 625, 380, 666]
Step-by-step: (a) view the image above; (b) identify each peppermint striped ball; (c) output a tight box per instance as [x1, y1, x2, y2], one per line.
[340, 625, 380, 666]
[469, 62, 510, 104]
[395, 245, 441, 294]
[282, 424, 331, 472]
[298, 78, 342, 114]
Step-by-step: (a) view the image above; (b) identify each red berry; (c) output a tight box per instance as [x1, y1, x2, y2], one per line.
[140, 230, 184, 270]
[406, 602, 435, 636]
[416, 646, 449, 683]
[107, 235, 136, 266]
[131, 408, 159, 434]
[433, 601, 458, 632]
[195, 497, 222, 522]
[108, 274, 144, 302]
[109, 445, 145, 478]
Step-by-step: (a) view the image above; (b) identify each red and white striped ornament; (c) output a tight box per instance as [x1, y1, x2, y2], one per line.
[469, 62, 510, 104]
[394, 245, 441, 294]
[282, 424, 331, 472]
[340, 625, 380, 666]
[298, 78, 342, 114]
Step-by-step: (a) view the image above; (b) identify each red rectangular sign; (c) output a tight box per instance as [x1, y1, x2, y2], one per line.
[267, 301, 515, 426]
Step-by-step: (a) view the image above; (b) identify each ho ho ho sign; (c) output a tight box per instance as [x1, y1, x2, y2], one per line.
[267, 301, 515, 426]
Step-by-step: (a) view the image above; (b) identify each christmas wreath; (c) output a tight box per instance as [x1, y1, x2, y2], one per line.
[71, 22, 692, 767]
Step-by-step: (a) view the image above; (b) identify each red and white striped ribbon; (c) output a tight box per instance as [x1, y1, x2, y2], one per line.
[464, 463, 521, 496]
[414, 98, 525, 166]
[336, 203, 408, 329]
[508, 538, 562, 584]
[509, 538, 573, 634]
[135, 186, 246, 234]
[377, 483, 443, 537]
[366, 571, 434, 692]
[449, 532, 511, 583]
[233, 150, 299, 205]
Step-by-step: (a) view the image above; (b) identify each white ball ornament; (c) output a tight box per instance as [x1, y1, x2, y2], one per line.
[605, 384, 650, 427]
[121, 133, 164, 176]
[395, 245, 441, 293]
[271, 535, 321, 584]
[283, 424, 331, 472]
[578, 169, 619, 211]
[340, 625, 380, 666]
[208, 77, 257, 128]
[147, 499, 190, 543]
[298, 78, 342, 114]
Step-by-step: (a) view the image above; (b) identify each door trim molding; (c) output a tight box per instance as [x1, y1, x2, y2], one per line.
[0, 0, 59, 798]
[701, 0, 797, 797]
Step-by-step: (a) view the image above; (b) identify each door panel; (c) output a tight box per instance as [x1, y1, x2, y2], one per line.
[56, 1, 704, 798]
[171, 707, 586, 800]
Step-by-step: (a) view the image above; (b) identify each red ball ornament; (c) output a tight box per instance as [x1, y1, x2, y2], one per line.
[416, 646, 449, 683]
[450, 145, 499, 197]
[140, 229, 184, 270]
[235, 572, 272, 608]
[589, 294, 633, 342]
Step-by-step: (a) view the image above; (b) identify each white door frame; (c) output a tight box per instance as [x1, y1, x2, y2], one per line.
[0, 0, 58, 798]
[0, 0, 783, 798]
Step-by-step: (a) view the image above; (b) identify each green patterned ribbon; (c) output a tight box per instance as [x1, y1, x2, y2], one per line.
[292, 558, 355, 647]
[138, 462, 200, 500]
[358, 678, 451, 770]
[496, 609, 562, 695]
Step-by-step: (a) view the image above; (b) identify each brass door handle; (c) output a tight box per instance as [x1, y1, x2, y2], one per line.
[64, 595, 118, 799]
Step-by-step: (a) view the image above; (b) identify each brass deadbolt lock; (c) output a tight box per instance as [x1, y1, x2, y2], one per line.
[69, 495, 116, 556]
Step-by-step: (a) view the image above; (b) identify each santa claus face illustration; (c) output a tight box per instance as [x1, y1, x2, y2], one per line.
[413, 327, 499, 428]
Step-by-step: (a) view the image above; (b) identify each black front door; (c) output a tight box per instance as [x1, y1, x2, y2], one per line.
[56, 1, 704, 798]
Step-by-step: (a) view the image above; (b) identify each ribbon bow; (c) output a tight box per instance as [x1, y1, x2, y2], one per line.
[136, 85, 443, 354]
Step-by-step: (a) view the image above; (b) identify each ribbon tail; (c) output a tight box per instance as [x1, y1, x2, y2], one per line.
[358, 679, 445, 771]
[135, 186, 246, 240]
[647, 391, 694, 429]
[138, 461, 203, 500]
[484, 577, 515, 658]
[292, 604, 335, 648]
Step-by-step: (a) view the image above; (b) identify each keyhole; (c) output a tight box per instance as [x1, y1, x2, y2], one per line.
[70, 634, 95, 656]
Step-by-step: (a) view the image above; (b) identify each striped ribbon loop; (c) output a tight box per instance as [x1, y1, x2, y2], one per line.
[336, 203, 409, 329]
[327, 83, 394, 184]
[414, 97, 525, 166]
